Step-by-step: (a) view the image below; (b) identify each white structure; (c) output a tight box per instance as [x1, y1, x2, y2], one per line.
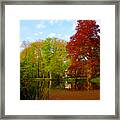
[65, 81, 71, 90]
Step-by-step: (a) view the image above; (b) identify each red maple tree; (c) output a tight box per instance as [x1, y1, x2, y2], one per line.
[66, 20, 100, 89]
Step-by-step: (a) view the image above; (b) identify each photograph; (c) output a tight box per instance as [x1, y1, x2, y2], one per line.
[20, 19, 100, 100]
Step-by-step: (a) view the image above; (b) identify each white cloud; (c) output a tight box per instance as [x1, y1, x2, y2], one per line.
[57, 33, 62, 37]
[49, 20, 54, 24]
[34, 33, 38, 36]
[36, 23, 46, 29]
[25, 37, 34, 42]
[64, 34, 71, 41]
[34, 32, 43, 36]
[72, 21, 77, 31]
[65, 35, 71, 38]
[64, 35, 67, 38]
[48, 33, 56, 37]
[26, 37, 31, 40]
[49, 20, 59, 24]
[39, 32, 43, 35]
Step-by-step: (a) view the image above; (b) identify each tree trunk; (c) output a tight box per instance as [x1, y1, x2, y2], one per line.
[49, 73, 52, 88]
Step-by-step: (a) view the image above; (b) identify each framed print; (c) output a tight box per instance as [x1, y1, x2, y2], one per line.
[0, 0, 119, 119]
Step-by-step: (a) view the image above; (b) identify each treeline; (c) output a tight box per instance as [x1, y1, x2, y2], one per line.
[20, 38, 70, 99]
[20, 38, 70, 81]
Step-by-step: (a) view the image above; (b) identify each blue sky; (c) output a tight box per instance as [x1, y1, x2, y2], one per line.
[20, 20, 77, 44]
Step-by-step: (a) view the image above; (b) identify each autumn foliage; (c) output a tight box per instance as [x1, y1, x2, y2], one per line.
[20, 20, 100, 97]
[66, 20, 100, 82]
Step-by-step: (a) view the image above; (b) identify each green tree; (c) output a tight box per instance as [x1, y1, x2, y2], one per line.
[20, 41, 44, 79]
[20, 38, 69, 89]
[41, 38, 69, 81]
